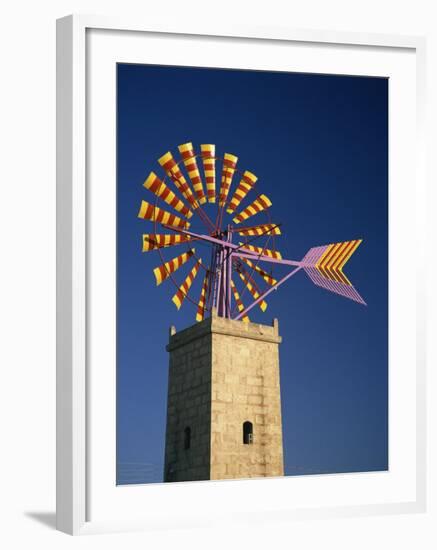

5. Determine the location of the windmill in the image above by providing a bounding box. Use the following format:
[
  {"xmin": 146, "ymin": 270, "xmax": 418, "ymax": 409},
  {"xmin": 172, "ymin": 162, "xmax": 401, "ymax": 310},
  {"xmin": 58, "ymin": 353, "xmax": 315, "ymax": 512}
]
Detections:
[
  {"xmin": 137, "ymin": 142, "xmax": 366, "ymax": 323},
  {"xmin": 137, "ymin": 142, "xmax": 367, "ymax": 482}
]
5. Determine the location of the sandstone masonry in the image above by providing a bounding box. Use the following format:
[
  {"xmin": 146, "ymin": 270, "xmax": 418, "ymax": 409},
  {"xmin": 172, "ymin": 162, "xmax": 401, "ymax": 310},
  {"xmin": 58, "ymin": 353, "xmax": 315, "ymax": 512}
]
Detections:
[{"xmin": 163, "ymin": 310, "xmax": 284, "ymax": 482}]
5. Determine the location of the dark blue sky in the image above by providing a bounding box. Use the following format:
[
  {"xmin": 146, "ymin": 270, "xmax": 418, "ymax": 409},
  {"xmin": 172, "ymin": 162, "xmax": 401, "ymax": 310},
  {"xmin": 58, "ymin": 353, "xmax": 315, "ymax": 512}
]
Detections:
[{"xmin": 116, "ymin": 63, "xmax": 388, "ymax": 484}]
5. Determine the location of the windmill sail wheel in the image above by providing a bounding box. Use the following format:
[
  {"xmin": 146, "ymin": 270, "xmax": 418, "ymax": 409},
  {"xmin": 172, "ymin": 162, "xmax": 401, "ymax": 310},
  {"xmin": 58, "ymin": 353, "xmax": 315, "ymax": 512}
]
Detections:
[{"xmin": 138, "ymin": 142, "xmax": 366, "ymax": 323}]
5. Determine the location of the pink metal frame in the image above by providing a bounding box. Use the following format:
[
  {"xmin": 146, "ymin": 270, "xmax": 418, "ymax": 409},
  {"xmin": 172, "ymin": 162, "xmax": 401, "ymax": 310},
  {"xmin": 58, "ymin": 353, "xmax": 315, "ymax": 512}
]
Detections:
[
  {"xmin": 163, "ymin": 224, "xmax": 366, "ymax": 321},
  {"xmin": 153, "ymin": 151, "xmax": 365, "ymax": 319}
]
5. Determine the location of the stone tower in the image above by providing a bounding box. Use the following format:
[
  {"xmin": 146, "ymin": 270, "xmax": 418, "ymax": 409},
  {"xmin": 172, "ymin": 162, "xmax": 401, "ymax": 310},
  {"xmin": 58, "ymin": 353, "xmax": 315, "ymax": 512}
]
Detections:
[{"xmin": 163, "ymin": 310, "xmax": 284, "ymax": 482}]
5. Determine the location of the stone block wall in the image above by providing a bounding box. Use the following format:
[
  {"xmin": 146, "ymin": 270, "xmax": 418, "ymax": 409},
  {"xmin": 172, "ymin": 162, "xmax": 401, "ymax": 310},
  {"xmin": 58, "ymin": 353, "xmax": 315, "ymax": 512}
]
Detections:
[
  {"xmin": 163, "ymin": 324, "xmax": 212, "ymax": 482},
  {"xmin": 164, "ymin": 312, "xmax": 284, "ymax": 482},
  {"xmin": 209, "ymin": 315, "xmax": 284, "ymax": 480}
]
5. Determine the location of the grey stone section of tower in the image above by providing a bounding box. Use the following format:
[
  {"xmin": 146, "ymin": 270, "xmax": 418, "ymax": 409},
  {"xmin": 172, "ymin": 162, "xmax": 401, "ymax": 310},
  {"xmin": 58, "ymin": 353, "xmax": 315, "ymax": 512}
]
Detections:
[{"xmin": 163, "ymin": 309, "xmax": 284, "ymax": 482}]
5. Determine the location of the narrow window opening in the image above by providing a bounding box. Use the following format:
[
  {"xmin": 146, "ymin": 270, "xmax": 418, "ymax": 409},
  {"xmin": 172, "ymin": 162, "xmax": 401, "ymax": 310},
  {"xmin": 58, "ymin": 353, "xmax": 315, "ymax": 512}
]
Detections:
[
  {"xmin": 243, "ymin": 421, "xmax": 253, "ymax": 444},
  {"xmin": 184, "ymin": 426, "xmax": 191, "ymax": 450}
]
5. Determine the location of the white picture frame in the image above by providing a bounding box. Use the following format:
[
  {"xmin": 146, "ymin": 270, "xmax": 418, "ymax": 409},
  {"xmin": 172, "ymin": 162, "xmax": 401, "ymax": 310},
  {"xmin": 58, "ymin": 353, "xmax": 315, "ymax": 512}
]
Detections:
[{"xmin": 56, "ymin": 14, "xmax": 427, "ymax": 535}]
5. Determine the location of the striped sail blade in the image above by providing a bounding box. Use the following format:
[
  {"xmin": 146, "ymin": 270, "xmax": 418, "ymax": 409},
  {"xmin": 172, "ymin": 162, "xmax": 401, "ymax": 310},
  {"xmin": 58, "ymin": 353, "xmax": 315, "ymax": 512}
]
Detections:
[
  {"xmin": 227, "ymin": 171, "xmax": 257, "ymax": 214},
  {"xmin": 137, "ymin": 200, "xmax": 190, "ymax": 229},
  {"xmin": 218, "ymin": 153, "xmax": 238, "ymax": 207},
  {"xmin": 238, "ymin": 269, "xmax": 267, "ymax": 312},
  {"xmin": 153, "ymin": 249, "xmax": 195, "ymax": 285},
  {"xmin": 142, "ymin": 233, "xmax": 192, "ymax": 252},
  {"xmin": 158, "ymin": 151, "xmax": 199, "ymax": 209},
  {"xmin": 172, "ymin": 259, "xmax": 202, "ymax": 309},
  {"xmin": 241, "ymin": 258, "xmax": 277, "ymax": 286},
  {"xmin": 196, "ymin": 272, "xmax": 209, "ymax": 322},
  {"xmin": 143, "ymin": 172, "xmax": 192, "ymax": 219},
  {"xmin": 230, "ymin": 280, "xmax": 250, "ymax": 323},
  {"xmin": 200, "ymin": 144, "xmax": 216, "ymax": 203},
  {"xmin": 238, "ymin": 242, "xmax": 282, "ymax": 260},
  {"xmin": 237, "ymin": 223, "xmax": 281, "ymax": 237},
  {"xmin": 178, "ymin": 143, "xmax": 206, "ymax": 205},
  {"xmin": 233, "ymin": 194, "xmax": 272, "ymax": 224}
]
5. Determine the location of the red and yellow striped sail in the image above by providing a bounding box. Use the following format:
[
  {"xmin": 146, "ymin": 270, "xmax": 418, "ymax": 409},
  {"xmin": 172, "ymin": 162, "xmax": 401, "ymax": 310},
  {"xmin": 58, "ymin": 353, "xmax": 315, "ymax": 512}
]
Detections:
[
  {"xmin": 218, "ymin": 153, "xmax": 238, "ymax": 207},
  {"xmin": 233, "ymin": 194, "xmax": 272, "ymax": 224},
  {"xmin": 172, "ymin": 258, "xmax": 202, "ymax": 309},
  {"xmin": 241, "ymin": 258, "xmax": 277, "ymax": 286},
  {"xmin": 237, "ymin": 269, "xmax": 267, "ymax": 312},
  {"xmin": 142, "ymin": 233, "xmax": 192, "ymax": 252},
  {"xmin": 158, "ymin": 151, "xmax": 199, "ymax": 209},
  {"xmin": 178, "ymin": 143, "xmax": 207, "ymax": 205},
  {"xmin": 137, "ymin": 200, "xmax": 190, "ymax": 230},
  {"xmin": 143, "ymin": 172, "xmax": 192, "ymax": 219},
  {"xmin": 153, "ymin": 248, "xmax": 195, "ymax": 285},
  {"xmin": 196, "ymin": 272, "xmax": 209, "ymax": 322},
  {"xmin": 230, "ymin": 280, "xmax": 250, "ymax": 323},
  {"xmin": 237, "ymin": 223, "xmax": 281, "ymax": 237},
  {"xmin": 200, "ymin": 144, "xmax": 216, "ymax": 203},
  {"xmin": 226, "ymin": 170, "xmax": 257, "ymax": 214},
  {"xmin": 316, "ymin": 239, "xmax": 362, "ymax": 285},
  {"xmin": 239, "ymin": 242, "xmax": 282, "ymax": 260}
]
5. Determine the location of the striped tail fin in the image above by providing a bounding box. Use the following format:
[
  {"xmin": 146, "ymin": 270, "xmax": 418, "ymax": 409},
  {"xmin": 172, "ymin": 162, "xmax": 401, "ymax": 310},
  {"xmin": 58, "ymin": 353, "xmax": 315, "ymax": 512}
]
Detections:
[{"xmin": 301, "ymin": 240, "xmax": 366, "ymax": 305}]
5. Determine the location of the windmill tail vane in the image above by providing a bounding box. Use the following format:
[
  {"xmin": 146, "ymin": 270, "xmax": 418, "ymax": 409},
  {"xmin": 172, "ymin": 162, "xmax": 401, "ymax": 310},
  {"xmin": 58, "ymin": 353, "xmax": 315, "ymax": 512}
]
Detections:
[
  {"xmin": 300, "ymin": 240, "xmax": 366, "ymax": 305},
  {"xmin": 138, "ymin": 141, "xmax": 367, "ymax": 321}
]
